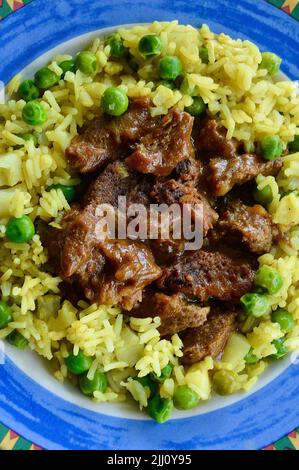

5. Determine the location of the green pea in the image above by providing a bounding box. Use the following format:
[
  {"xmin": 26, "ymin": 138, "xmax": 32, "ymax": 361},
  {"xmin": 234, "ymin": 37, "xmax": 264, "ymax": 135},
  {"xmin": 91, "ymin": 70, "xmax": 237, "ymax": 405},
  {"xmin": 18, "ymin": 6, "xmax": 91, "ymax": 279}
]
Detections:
[
  {"xmin": 18, "ymin": 80, "xmax": 40, "ymax": 102},
  {"xmin": 151, "ymin": 363, "xmax": 174, "ymax": 383},
  {"xmin": 138, "ymin": 34, "xmax": 163, "ymax": 59},
  {"xmin": 288, "ymin": 135, "xmax": 299, "ymax": 153},
  {"xmin": 158, "ymin": 56, "xmax": 182, "ymax": 81},
  {"xmin": 22, "ymin": 101, "xmax": 47, "ymax": 126},
  {"xmin": 6, "ymin": 215, "xmax": 35, "ymax": 243},
  {"xmin": 212, "ymin": 369, "xmax": 239, "ymax": 395},
  {"xmin": 240, "ymin": 293, "xmax": 270, "ymax": 317},
  {"xmin": 271, "ymin": 338, "xmax": 288, "ymax": 360},
  {"xmin": 105, "ymin": 33, "xmax": 127, "ymax": 58},
  {"xmin": 271, "ymin": 309, "xmax": 295, "ymax": 333},
  {"xmin": 0, "ymin": 301, "xmax": 12, "ymax": 329},
  {"xmin": 101, "ymin": 86, "xmax": 129, "ymax": 116},
  {"xmin": 79, "ymin": 371, "xmax": 108, "ymax": 396},
  {"xmin": 260, "ymin": 52, "xmax": 282, "ymax": 76},
  {"xmin": 158, "ymin": 80, "xmax": 176, "ymax": 90},
  {"xmin": 185, "ymin": 96, "xmax": 206, "ymax": 117},
  {"xmin": 254, "ymin": 266, "xmax": 283, "ymax": 295},
  {"xmin": 244, "ymin": 348, "xmax": 259, "ymax": 364},
  {"xmin": 147, "ymin": 395, "xmax": 173, "ymax": 423},
  {"xmin": 59, "ymin": 59, "xmax": 76, "ymax": 77},
  {"xmin": 48, "ymin": 184, "xmax": 76, "ymax": 203},
  {"xmin": 173, "ymin": 385, "xmax": 199, "ymax": 410},
  {"xmin": 20, "ymin": 133, "xmax": 38, "ymax": 147},
  {"xmin": 135, "ymin": 375, "xmax": 158, "ymax": 398},
  {"xmin": 180, "ymin": 75, "xmax": 196, "ymax": 96},
  {"xmin": 34, "ymin": 67, "xmax": 60, "ymax": 90},
  {"xmin": 7, "ymin": 331, "xmax": 28, "ymax": 349},
  {"xmin": 65, "ymin": 350, "xmax": 93, "ymax": 375},
  {"xmin": 253, "ymin": 184, "xmax": 273, "ymax": 206},
  {"xmin": 260, "ymin": 135, "xmax": 283, "ymax": 160},
  {"xmin": 75, "ymin": 51, "xmax": 97, "ymax": 75},
  {"xmin": 198, "ymin": 46, "xmax": 209, "ymax": 64}
]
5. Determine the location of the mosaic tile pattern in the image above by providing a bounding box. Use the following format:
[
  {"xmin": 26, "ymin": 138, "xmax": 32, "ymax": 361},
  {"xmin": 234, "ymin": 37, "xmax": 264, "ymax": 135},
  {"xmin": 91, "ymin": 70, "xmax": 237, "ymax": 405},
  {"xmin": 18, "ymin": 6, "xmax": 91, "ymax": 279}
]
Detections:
[
  {"xmin": 264, "ymin": 428, "xmax": 299, "ymax": 450},
  {"xmin": 0, "ymin": 0, "xmax": 298, "ymax": 452},
  {"xmin": 267, "ymin": 0, "xmax": 299, "ymax": 18},
  {"xmin": 0, "ymin": 422, "xmax": 42, "ymax": 450},
  {"xmin": 0, "ymin": 0, "xmax": 33, "ymax": 20}
]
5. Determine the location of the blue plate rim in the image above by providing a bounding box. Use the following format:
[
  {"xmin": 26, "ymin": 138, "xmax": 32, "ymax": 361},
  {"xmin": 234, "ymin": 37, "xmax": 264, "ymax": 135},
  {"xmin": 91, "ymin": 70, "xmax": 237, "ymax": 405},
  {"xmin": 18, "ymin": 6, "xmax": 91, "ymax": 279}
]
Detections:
[
  {"xmin": 0, "ymin": 0, "xmax": 299, "ymax": 450},
  {"xmin": 1, "ymin": 356, "xmax": 299, "ymax": 450}
]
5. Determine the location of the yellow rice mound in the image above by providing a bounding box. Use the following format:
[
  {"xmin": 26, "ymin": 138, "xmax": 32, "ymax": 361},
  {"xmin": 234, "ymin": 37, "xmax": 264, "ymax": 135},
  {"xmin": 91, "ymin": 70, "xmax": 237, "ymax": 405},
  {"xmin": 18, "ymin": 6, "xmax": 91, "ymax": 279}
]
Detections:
[{"xmin": 0, "ymin": 21, "xmax": 298, "ymax": 409}]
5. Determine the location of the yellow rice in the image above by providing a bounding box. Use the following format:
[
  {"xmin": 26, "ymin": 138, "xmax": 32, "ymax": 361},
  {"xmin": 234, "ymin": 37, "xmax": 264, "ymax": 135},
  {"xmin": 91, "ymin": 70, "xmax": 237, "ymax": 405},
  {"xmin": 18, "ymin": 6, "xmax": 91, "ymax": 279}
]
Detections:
[{"xmin": 0, "ymin": 21, "xmax": 298, "ymax": 408}]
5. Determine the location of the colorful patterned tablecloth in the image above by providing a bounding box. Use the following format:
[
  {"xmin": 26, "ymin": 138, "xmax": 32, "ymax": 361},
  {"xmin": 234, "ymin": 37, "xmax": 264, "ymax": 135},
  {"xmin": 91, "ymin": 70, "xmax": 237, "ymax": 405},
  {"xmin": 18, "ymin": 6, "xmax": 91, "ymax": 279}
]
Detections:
[
  {"xmin": 268, "ymin": 0, "xmax": 299, "ymax": 18},
  {"xmin": 0, "ymin": 0, "xmax": 32, "ymax": 19},
  {"xmin": 0, "ymin": 0, "xmax": 298, "ymax": 452}
]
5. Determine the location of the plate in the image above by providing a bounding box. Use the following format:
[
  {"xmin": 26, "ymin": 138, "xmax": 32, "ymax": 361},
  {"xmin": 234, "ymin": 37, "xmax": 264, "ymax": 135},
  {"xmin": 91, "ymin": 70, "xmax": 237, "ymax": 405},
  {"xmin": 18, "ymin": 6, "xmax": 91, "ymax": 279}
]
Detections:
[{"xmin": 0, "ymin": 0, "xmax": 298, "ymax": 450}]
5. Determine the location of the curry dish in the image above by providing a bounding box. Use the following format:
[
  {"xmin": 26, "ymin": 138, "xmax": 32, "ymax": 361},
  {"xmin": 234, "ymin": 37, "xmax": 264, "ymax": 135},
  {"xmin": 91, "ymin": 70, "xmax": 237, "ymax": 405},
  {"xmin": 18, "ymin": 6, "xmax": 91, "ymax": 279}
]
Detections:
[{"xmin": 0, "ymin": 21, "xmax": 298, "ymax": 422}]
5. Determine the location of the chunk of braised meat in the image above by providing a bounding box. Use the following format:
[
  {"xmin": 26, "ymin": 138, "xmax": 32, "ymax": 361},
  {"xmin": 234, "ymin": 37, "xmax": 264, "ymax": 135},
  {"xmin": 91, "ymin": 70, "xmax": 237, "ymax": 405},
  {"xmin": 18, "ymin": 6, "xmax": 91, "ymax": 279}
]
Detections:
[
  {"xmin": 212, "ymin": 199, "xmax": 273, "ymax": 254},
  {"xmin": 172, "ymin": 157, "xmax": 203, "ymax": 185},
  {"xmin": 129, "ymin": 291, "xmax": 210, "ymax": 336},
  {"xmin": 181, "ymin": 308, "xmax": 236, "ymax": 364},
  {"xmin": 60, "ymin": 210, "xmax": 101, "ymax": 279},
  {"xmin": 148, "ymin": 178, "xmax": 217, "ymax": 262},
  {"xmin": 44, "ymin": 161, "xmax": 161, "ymax": 309},
  {"xmin": 46, "ymin": 162, "xmax": 144, "ymax": 279},
  {"xmin": 194, "ymin": 118, "xmax": 238, "ymax": 159},
  {"xmin": 126, "ymin": 109, "xmax": 194, "ymax": 177},
  {"xmin": 66, "ymin": 97, "xmax": 159, "ymax": 173},
  {"xmin": 44, "ymin": 207, "xmax": 109, "ymax": 284},
  {"xmin": 208, "ymin": 153, "xmax": 282, "ymax": 196},
  {"xmin": 44, "ymin": 160, "xmax": 153, "ymax": 278},
  {"xmin": 84, "ymin": 162, "xmax": 207, "ymax": 265},
  {"xmin": 149, "ymin": 239, "xmax": 186, "ymax": 266},
  {"xmin": 43, "ymin": 206, "xmax": 82, "ymax": 275},
  {"xmin": 157, "ymin": 249, "xmax": 256, "ymax": 302},
  {"xmin": 86, "ymin": 239, "xmax": 162, "ymax": 310},
  {"xmin": 66, "ymin": 114, "xmax": 122, "ymax": 174},
  {"xmin": 71, "ymin": 245, "xmax": 106, "ymax": 290},
  {"xmin": 58, "ymin": 246, "xmax": 107, "ymax": 306},
  {"xmin": 83, "ymin": 160, "xmax": 151, "ymax": 208},
  {"xmin": 151, "ymin": 179, "xmax": 218, "ymax": 237},
  {"xmin": 47, "ymin": 231, "xmax": 161, "ymax": 311}
]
